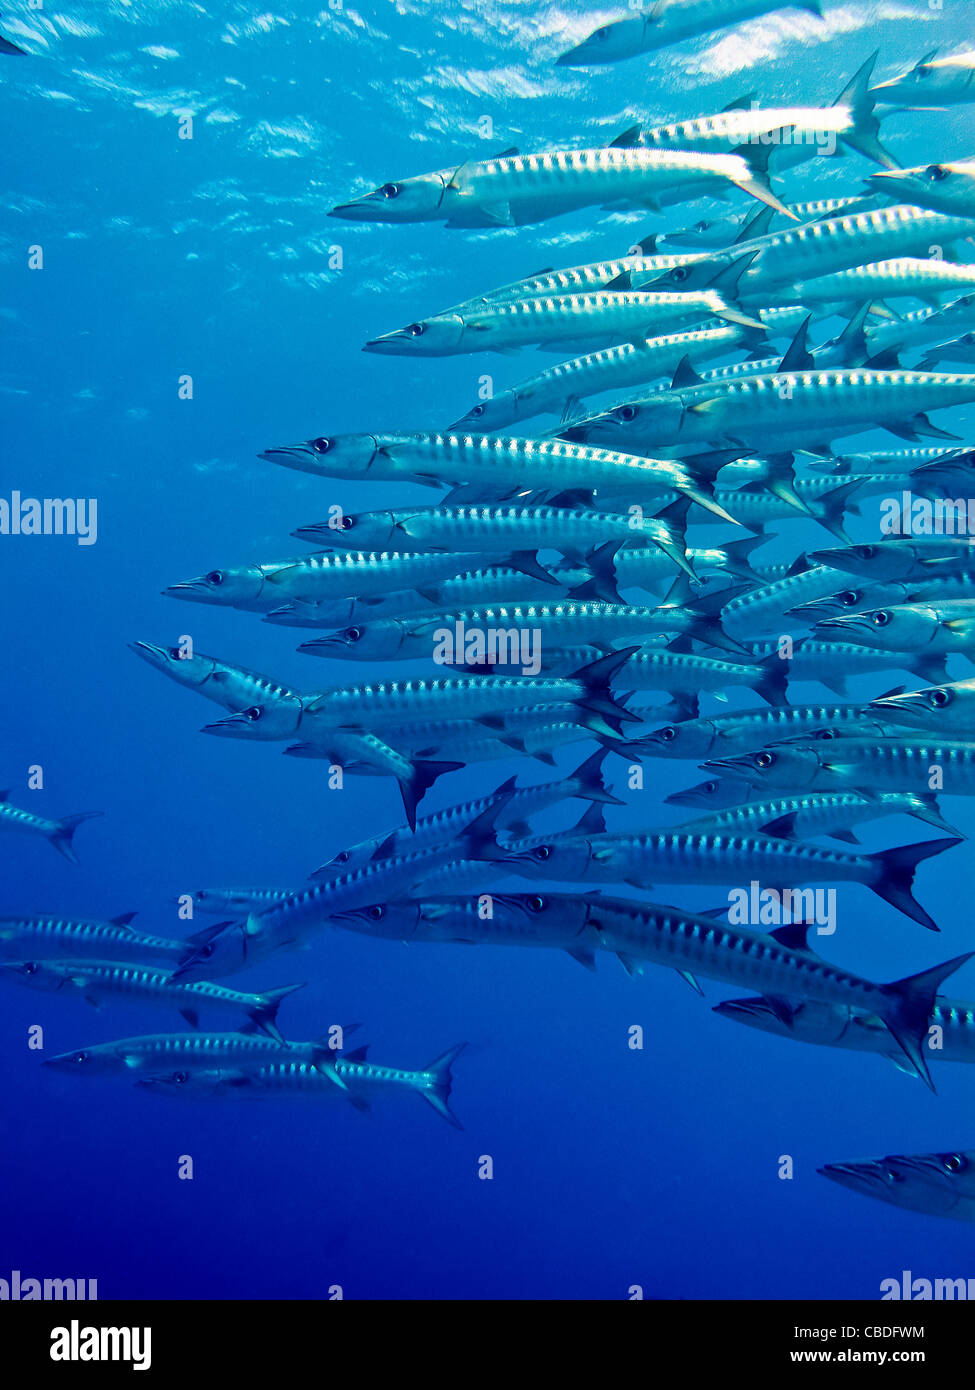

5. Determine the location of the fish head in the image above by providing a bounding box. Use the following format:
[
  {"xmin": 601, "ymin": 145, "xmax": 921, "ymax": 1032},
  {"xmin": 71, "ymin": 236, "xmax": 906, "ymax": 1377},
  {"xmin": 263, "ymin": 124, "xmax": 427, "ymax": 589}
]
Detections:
[
  {"xmin": 886, "ymin": 1151, "xmax": 975, "ymax": 1207},
  {"xmin": 562, "ymin": 395, "xmax": 681, "ymax": 450},
  {"xmin": 364, "ymin": 313, "xmax": 466, "ymax": 356},
  {"xmin": 135, "ymin": 1069, "xmax": 234, "ymax": 1099},
  {"xmin": 449, "ymin": 390, "xmax": 519, "ymax": 432},
  {"xmin": 816, "ymin": 603, "xmax": 938, "ymax": 651},
  {"xmin": 329, "ymin": 900, "xmax": 422, "ymax": 939},
  {"xmin": 867, "ymin": 163, "xmax": 975, "ymax": 215},
  {"xmin": 644, "ymin": 259, "xmax": 725, "ymax": 293},
  {"xmin": 664, "ymin": 776, "xmax": 753, "ymax": 810},
  {"xmin": 313, "ymin": 508, "xmax": 402, "ymax": 551},
  {"xmin": 658, "ymin": 216, "xmax": 740, "ymax": 250},
  {"xmin": 704, "ymin": 744, "xmax": 816, "ymax": 788},
  {"xmin": 714, "ymin": 996, "xmax": 859, "ymax": 1044},
  {"xmin": 330, "ymin": 169, "xmax": 449, "ymax": 223},
  {"xmin": 807, "ymin": 541, "xmax": 914, "ymax": 582},
  {"xmin": 491, "ymin": 890, "xmax": 592, "ymax": 935},
  {"xmin": 201, "ymin": 698, "xmax": 304, "ymax": 741},
  {"xmin": 556, "ymin": 15, "xmax": 645, "ymax": 66},
  {"xmin": 870, "ymin": 678, "xmax": 973, "ymax": 728},
  {"xmin": 640, "ymin": 719, "xmax": 719, "ymax": 760},
  {"xmin": 43, "ymin": 1041, "xmax": 124, "ymax": 1075},
  {"xmin": 259, "ymin": 433, "xmax": 383, "ymax": 480},
  {"xmin": 787, "ymin": 586, "xmax": 890, "ymax": 621},
  {"xmin": 315, "ymin": 839, "xmax": 381, "ymax": 875},
  {"xmin": 163, "ymin": 564, "xmax": 267, "ymax": 606},
  {"xmin": 820, "ymin": 1153, "xmax": 968, "ymax": 1217},
  {"xmin": 299, "ymin": 619, "xmax": 407, "ymax": 662},
  {"xmin": 499, "ymin": 833, "xmax": 593, "ymax": 881},
  {"xmin": 128, "ymin": 640, "xmax": 218, "ymax": 688},
  {"xmin": 0, "ymin": 959, "xmax": 62, "ymax": 992},
  {"xmin": 170, "ymin": 920, "xmax": 251, "ymax": 980}
]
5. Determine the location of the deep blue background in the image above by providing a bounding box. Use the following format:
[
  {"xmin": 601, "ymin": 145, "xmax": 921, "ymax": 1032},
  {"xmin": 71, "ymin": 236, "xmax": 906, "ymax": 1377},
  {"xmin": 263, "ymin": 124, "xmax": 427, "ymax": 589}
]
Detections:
[{"xmin": 2, "ymin": 1, "xmax": 974, "ymax": 1299}]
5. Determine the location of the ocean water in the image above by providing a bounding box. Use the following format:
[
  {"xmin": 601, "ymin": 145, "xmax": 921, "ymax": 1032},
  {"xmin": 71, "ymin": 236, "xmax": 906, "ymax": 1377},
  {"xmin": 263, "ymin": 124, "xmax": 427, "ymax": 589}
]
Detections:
[{"xmin": 2, "ymin": 0, "xmax": 975, "ymax": 1302}]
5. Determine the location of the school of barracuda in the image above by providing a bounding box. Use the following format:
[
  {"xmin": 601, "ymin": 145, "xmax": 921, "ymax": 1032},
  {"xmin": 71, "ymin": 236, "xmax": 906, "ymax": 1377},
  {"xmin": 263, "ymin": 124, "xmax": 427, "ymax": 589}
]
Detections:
[{"xmin": 11, "ymin": 5, "xmax": 975, "ymax": 1216}]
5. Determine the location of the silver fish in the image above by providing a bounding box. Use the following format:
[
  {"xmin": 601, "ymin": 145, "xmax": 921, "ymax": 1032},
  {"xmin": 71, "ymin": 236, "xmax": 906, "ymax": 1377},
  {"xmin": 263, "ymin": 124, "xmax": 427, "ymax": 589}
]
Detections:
[{"xmin": 0, "ymin": 791, "xmax": 100, "ymax": 865}]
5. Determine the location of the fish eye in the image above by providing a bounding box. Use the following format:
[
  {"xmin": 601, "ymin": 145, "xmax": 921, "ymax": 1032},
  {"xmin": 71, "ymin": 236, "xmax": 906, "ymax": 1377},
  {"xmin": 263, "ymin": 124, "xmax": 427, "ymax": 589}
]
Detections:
[
  {"xmin": 206, "ymin": 570, "xmax": 224, "ymax": 585},
  {"xmin": 381, "ymin": 182, "xmax": 401, "ymax": 198},
  {"xmin": 814, "ymin": 728, "xmax": 839, "ymax": 740},
  {"xmin": 169, "ymin": 646, "xmax": 184, "ymax": 660},
  {"xmin": 174, "ymin": 1071, "xmax": 189, "ymax": 1085},
  {"xmin": 526, "ymin": 896, "xmax": 546, "ymax": 912},
  {"xmin": 617, "ymin": 405, "xmax": 637, "ymax": 422},
  {"xmin": 199, "ymin": 943, "xmax": 215, "ymax": 958},
  {"xmin": 873, "ymin": 610, "xmax": 891, "ymax": 626},
  {"xmin": 928, "ymin": 688, "xmax": 952, "ymax": 708},
  {"xmin": 340, "ymin": 515, "xmax": 354, "ymax": 530},
  {"xmin": 344, "ymin": 627, "xmax": 363, "ymax": 642},
  {"xmin": 333, "ymin": 850, "xmax": 350, "ymax": 864},
  {"xmin": 855, "ymin": 545, "xmax": 876, "ymax": 560},
  {"xmin": 534, "ymin": 845, "xmax": 552, "ymax": 861},
  {"xmin": 704, "ymin": 781, "xmax": 718, "ymax": 793},
  {"xmin": 595, "ymin": 25, "xmax": 611, "ymax": 39},
  {"xmin": 311, "ymin": 437, "xmax": 332, "ymax": 453},
  {"xmin": 942, "ymin": 1153, "xmax": 965, "ymax": 1172},
  {"xmin": 755, "ymin": 751, "xmax": 775, "ymax": 768},
  {"xmin": 368, "ymin": 905, "xmax": 384, "ymax": 921},
  {"xmin": 838, "ymin": 591, "xmax": 859, "ymax": 606},
  {"xmin": 926, "ymin": 164, "xmax": 949, "ymax": 182},
  {"xmin": 658, "ymin": 726, "xmax": 677, "ymax": 741},
  {"xmin": 470, "ymin": 404, "xmax": 485, "ymax": 417},
  {"xmin": 22, "ymin": 962, "xmax": 38, "ymax": 976},
  {"xmin": 670, "ymin": 266, "xmax": 690, "ymax": 282},
  {"xmin": 244, "ymin": 706, "xmax": 263, "ymax": 720},
  {"xmin": 884, "ymin": 1168, "xmax": 905, "ymax": 1184},
  {"xmin": 406, "ymin": 322, "xmax": 426, "ymax": 337},
  {"xmin": 75, "ymin": 1051, "xmax": 89, "ymax": 1064}
]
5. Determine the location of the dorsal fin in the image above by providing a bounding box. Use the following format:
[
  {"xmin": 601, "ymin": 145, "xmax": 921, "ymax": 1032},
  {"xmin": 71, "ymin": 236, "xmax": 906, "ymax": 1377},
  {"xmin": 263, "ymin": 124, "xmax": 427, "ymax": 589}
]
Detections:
[
  {"xmin": 574, "ymin": 802, "xmax": 607, "ymax": 836},
  {"xmin": 609, "ymin": 124, "xmax": 642, "ymax": 149},
  {"xmin": 733, "ymin": 204, "xmax": 775, "ymax": 244},
  {"xmin": 343, "ymin": 1044, "xmax": 370, "ymax": 1062},
  {"xmin": 633, "ymin": 233, "xmax": 657, "ymax": 255},
  {"xmin": 671, "ymin": 354, "xmax": 706, "ymax": 389},
  {"xmin": 778, "ymin": 315, "xmax": 814, "ymax": 373},
  {"xmin": 722, "ymin": 92, "xmax": 758, "ymax": 113},
  {"xmin": 111, "ymin": 912, "xmax": 139, "ymax": 927},
  {"xmin": 769, "ymin": 921, "xmax": 814, "ymax": 953},
  {"xmin": 604, "ymin": 270, "xmax": 632, "ymax": 291}
]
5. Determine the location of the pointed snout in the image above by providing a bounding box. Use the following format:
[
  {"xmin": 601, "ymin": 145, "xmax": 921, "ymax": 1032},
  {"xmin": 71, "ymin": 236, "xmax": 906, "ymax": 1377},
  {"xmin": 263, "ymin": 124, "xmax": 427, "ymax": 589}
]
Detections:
[
  {"xmin": 201, "ymin": 713, "xmax": 253, "ymax": 737},
  {"xmin": 818, "ymin": 1161, "xmax": 887, "ymax": 1193},
  {"xmin": 128, "ymin": 640, "xmax": 171, "ymax": 667},
  {"xmin": 362, "ymin": 328, "xmax": 416, "ymax": 355}
]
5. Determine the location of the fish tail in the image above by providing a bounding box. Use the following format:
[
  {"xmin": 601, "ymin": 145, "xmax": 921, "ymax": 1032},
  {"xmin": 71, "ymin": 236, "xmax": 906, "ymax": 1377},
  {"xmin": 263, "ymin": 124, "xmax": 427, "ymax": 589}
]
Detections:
[
  {"xmin": 50, "ymin": 811, "xmax": 102, "ymax": 864},
  {"xmin": 398, "ymin": 760, "xmax": 464, "ymax": 831},
  {"xmin": 249, "ymin": 983, "xmax": 306, "ymax": 1043},
  {"xmin": 570, "ymin": 747, "xmax": 625, "ymax": 805},
  {"xmin": 753, "ymin": 652, "xmax": 791, "ymax": 708},
  {"xmin": 834, "ymin": 51, "xmax": 900, "ymax": 170},
  {"xmin": 419, "ymin": 1042, "xmax": 466, "ymax": 1128},
  {"xmin": 868, "ymin": 837, "xmax": 962, "ymax": 931},
  {"xmin": 571, "ymin": 645, "xmax": 639, "ymax": 729},
  {"xmin": 908, "ymin": 794, "xmax": 963, "ymax": 839},
  {"xmin": 881, "ymin": 950, "xmax": 975, "ymax": 1091}
]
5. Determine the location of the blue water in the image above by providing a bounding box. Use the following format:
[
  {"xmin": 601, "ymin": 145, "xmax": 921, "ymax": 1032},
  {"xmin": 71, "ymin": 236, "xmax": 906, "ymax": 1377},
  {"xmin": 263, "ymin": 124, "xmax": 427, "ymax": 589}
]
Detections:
[{"xmin": 2, "ymin": 1, "xmax": 975, "ymax": 1301}]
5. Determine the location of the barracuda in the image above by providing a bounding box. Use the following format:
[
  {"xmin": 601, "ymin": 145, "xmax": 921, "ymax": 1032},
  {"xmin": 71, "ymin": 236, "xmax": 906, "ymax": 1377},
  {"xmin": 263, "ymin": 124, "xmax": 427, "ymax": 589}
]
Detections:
[
  {"xmin": 186, "ymin": 888, "xmax": 297, "ymax": 917},
  {"xmin": 716, "ymin": 993, "xmax": 975, "ymax": 1076},
  {"xmin": 678, "ymin": 788, "xmax": 958, "ymax": 843},
  {"xmin": 315, "ymin": 750, "xmax": 622, "ymax": 876},
  {"xmin": 636, "ymin": 701, "xmax": 897, "ymax": 761},
  {"xmin": 566, "ymin": 368, "xmax": 975, "ymax": 454},
  {"xmin": 44, "ymin": 1031, "xmax": 350, "ymax": 1086},
  {"xmin": 746, "ymin": 636, "xmax": 949, "ymax": 693},
  {"xmin": 496, "ymin": 816, "xmax": 959, "ymax": 932},
  {"xmin": 556, "ymin": 0, "xmax": 822, "ymax": 66},
  {"xmin": 530, "ymin": 643, "xmax": 785, "ymax": 705},
  {"xmin": 364, "ymin": 288, "xmax": 764, "ymax": 357},
  {"xmin": 871, "ymin": 677, "xmax": 975, "ymax": 734},
  {"xmin": 805, "ymin": 445, "xmax": 969, "ymax": 479},
  {"xmin": 0, "ymin": 792, "xmax": 100, "ymax": 866},
  {"xmin": 819, "ymin": 1148, "xmax": 975, "ymax": 1221},
  {"xmin": 130, "ymin": 643, "xmax": 308, "ymax": 716},
  {"xmin": 873, "ymin": 51, "xmax": 975, "ymax": 108},
  {"xmin": 292, "ymin": 501, "xmax": 695, "ymax": 580},
  {"xmin": 0, "ymin": 961, "xmax": 302, "ymax": 1042},
  {"xmin": 136, "ymin": 1045, "xmax": 466, "ymax": 1127},
  {"xmin": 789, "ymin": 257, "xmax": 975, "ymax": 310},
  {"xmin": 659, "ymin": 197, "xmax": 874, "ymax": 249},
  {"xmin": 792, "ymin": 570, "xmax": 975, "ymax": 623},
  {"xmin": 614, "ymin": 54, "xmax": 894, "ymax": 168},
  {"xmin": 330, "ymin": 143, "xmax": 795, "ymax": 228},
  {"xmin": 171, "ymin": 803, "xmax": 506, "ymax": 980},
  {"xmin": 260, "ymin": 432, "xmax": 740, "ymax": 531},
  {"xmin": 451, "ymin": 250, "xmax": 710, "ymax": 310},
  {"xmin": 868, "ymin": 161, "xmax": 975, "ymax": 218},
  {"xmin": 809, "ymin": 537, "xmax": 975, "ymax": 581},
  {"xmin": 0, "ymin": 913, "xmax": 186, "ymax": 966},
  {"xmin": 296, "ymin": 594, "xmax": 750, "ymax": 667},
  {"xmin": 705, "ymin": 737, "xmax": 975, "ymax": 797},
  {"xmin": 650, "ymin": 206, "xmax": 975, "ymax": 299},
  {"xmin": 338, "ymin": 888, "xmax": 967, "ymax": 1089},
  {"xmin": 288, "ymin": 717, "xmax": 604, "ymax": 771},
  {"xmin": 721, "ymin": 559, "xmax": 849, "ymax": 637},
  {"xmin": 817, "ymin": 598, "xmax": 975, "ymax": 659},
  {"xmin": 449, "ymin": 320, "xmax": 779, "ymax": 431}
]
